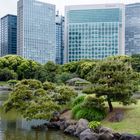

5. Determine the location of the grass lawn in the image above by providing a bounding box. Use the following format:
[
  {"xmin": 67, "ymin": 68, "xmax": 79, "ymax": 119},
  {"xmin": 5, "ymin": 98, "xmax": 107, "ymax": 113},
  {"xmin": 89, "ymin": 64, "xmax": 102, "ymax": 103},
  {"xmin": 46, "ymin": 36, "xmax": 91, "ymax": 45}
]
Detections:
[{"xmin": 102, "ymin": 100, "xmax": 140, "ymax": 135}]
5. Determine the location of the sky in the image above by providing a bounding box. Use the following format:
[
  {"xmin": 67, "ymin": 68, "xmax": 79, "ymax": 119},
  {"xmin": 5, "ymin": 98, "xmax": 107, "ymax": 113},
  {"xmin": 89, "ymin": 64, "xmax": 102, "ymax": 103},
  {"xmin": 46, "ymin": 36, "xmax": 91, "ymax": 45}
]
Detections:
[{"xmin": 0, "ymin": 0, "xmax": 140, "ymax": 18}]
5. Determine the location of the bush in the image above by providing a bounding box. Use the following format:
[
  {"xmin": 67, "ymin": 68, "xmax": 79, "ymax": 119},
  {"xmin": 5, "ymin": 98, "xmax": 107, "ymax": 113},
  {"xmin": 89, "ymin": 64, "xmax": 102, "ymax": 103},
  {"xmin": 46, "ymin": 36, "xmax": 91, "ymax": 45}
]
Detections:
[
  {"xmin": 72, "ymin": 95, "xmax": 86, "ymax": 107},
  {"xmin": 55, "ymin": 86, "xmax": 77, "ymax": 104},
  {"xmin": 0, "ymin": 68, "xmax": 17, "ymax": 81},
  {"xmin": 43, "ymin": 81, "xmax": 55, "ymax": 90},
  {"xmin": 71, "ymin": 94, "xmax": 106, "ymax": 121},
  {"xmin": 83, "ymin": 94, "xmax": 105, "ymax": 111},
  {"xmin": 16, "ymin": 79, "xmax": 42, "ymax": 89},
  {"xmin": 75, "ymin": 108, "xmax": 106, "ymax": 121},
  {"xmin": 88, "ymin": 121, "xmax": 101, "ymax": 129},
  {"xmin": 72, "ymin": 104, "xmax": 81, "ymax": 117}
]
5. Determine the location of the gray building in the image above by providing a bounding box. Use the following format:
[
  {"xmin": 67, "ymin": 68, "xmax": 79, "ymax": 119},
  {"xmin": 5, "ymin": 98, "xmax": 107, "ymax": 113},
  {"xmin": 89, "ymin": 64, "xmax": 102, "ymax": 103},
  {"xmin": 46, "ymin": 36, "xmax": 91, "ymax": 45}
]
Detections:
[
  {"xmin": 125, "ymin": 3, "xmax": 140, "ymax": 55},
  {"xmin": 17, "ymin": 0, "xmax": 56, "ymax": 64},
  {"xmin": 65, "ymin": 4, "xmax": 125, "ymax": 63},
  {"xmin": 55, "ymin": 12, "xmax": 64, "ymax": 64},
  {"xmin": 0, "ymin": 15, "xmax": 17, "ymax": 56}
]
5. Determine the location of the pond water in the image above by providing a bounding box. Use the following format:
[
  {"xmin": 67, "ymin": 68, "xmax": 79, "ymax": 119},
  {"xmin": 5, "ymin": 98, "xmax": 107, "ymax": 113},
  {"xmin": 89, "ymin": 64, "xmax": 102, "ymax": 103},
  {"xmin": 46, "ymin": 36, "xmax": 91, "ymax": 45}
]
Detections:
[{"xmin": 0, "ymin": 90, "xmax": 78, "ymax": 140}]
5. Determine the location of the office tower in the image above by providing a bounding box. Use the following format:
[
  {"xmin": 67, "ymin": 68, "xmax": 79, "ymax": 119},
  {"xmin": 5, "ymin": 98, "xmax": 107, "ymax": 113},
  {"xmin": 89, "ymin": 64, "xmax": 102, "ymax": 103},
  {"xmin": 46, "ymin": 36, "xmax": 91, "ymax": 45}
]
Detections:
[
  {"xmin": 17, "ymin": 0, "xmax": 56, "ymax": 64},
  {"xmin": 56, "ymin": 12, "xmax": 64, "ymax": 64},
  {"xmin": 0, "ymin": 15, "xmax": 17, "ymax": 56},
  {"xmin": 125, "ymin": 3, "xmax": 140, "ymax": 55},
  {"xmin": 65, "ymin": 4, "xmax": 125, "ymax": 62}
]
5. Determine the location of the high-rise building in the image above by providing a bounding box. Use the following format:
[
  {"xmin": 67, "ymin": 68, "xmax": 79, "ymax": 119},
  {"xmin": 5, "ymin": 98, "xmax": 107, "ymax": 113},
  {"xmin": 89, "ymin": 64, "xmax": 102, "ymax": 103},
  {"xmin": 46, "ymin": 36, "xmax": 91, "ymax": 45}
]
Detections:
[
  {"xmin": 125, "ymin": 3, "xmax": 140, "ymax": 55},
  {"xmin": 65, "ymin": 4, "xmax": 125, "ymax": 62},
  {"xmin": 17, "ymin": 0, "xmax": 56, "ymax": 64},
  {"xmin": 55, "ymin": 12, "xmax": 64, "ymax": 64},
  {"xmin": 0, "ymin": 15, "xmax": 17, "ymax": 56}
]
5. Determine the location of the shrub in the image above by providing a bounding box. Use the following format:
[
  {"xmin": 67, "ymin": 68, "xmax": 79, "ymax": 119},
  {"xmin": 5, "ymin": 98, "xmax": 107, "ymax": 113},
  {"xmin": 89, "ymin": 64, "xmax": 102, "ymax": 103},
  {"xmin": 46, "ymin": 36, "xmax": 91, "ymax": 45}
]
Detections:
[
  {"xmin": 72, "ymin": 95, "xmax": 86, "ymax": 107},
  {"xmin": 88, "ymin": 121, "xmax": 101, "ymax": 129},
  {"xmin": 43, "ymin": 81, "xmax": 55, "ymax": 90},
  {"xmin": 16, "ymin": 79, "xmax": 42, "ymax": 89},
  {"xmin": 0, "ymin": 68, "xmax": 17, "ymax": 81},
  {"xmin": 75, "ymin": 108, "xmax": 106, "ymax": 121},
  {"xmin": 83, "ymin": 94, "xmax": 105, "ymax": 111},
  {"xmin": 72, "ymin": 104, "xmax": 81, "ymax": 117},
  {"xmin": 55, "ymin": 86, "xmax": 78, "ymax": 104},
  {"xmin": 71, "ymin": 94, "xmax": 106, "ymax": 121}
]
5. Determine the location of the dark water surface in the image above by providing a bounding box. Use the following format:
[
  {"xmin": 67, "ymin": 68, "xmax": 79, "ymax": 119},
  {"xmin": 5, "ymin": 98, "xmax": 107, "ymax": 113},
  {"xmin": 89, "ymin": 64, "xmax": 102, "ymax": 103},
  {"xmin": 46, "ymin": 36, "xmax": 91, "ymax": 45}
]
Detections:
[{"xmin": 0, "ymin": 90, "xmax": 78, "ymax": 140}]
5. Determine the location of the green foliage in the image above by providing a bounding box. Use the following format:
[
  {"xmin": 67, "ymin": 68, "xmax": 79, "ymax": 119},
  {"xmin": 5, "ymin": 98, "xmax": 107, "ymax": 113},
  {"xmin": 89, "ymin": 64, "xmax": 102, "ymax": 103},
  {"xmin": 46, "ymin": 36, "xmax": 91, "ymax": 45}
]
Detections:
[
  {"xmin": 76, "ymin": 61, "xmax": 97, "ymax": 79},
  {"xmin": 56, "ymin": 72, "xmax": 77, "ymax": 84},
  {"xmin": 53, "ymin": 86, "xmax": 78, "ymax": 104},
  {"xmin": 16, "ymin": 79, "xmax": 43, "ymax": 89},
  {"xmin": 44, "ymin": 61, "xmax": 59, "ymax": 82},
  {"xmin": 72, "ymin": 104, "xmax": 81, "ymax": 117},
  {"xmin": 8, "ymin": 80, "xmax": 19, "ymax": 88},
  {"xmin": 131, "ymin": 54, "xmax": 140, "ymax": 72},
  {"xmin": 0, "ymin": 55, "xmax": 43, "ymax": 81},
  {"xmin": 83, "ymin": 94, "xmax": 105, "ymax": 111},
  {"xmin": 43, "ymin": 81, "xmax": 55, "ymax": 90},
  {"xmin": 62, "ymin": 61, "xmax": 79, "ymax": 73},
  {"xmin": 88, "ymin": 121, "xmax": 101, "ymax": 129},
  {"xmin": 0, "ymin": 68, "xmax": 17, "ymax": 81},
  {"xmin": 72, "ymin": 94, "xmax": 106, "ymax": 121},
  {"xmin": 87, "ymin": 56, "xmax": 140, "ymax": 112},
  {"xmin": 72, "ymin": 95, "xmax": 86, "ymax": 107},
  {"xmin": 75, "ymin": 108, "xmax": 105, "ymax": 121},
  {"xmin": 3, "ymin": 79, "xmax": 60, "ymax": 120},
  {"xmin": 3, "ymin": 79, "xmax": 78, "ymax": 120},
  {"xmin": 17, "ymin": 60, "xmax": 41, "ymax": 80}
]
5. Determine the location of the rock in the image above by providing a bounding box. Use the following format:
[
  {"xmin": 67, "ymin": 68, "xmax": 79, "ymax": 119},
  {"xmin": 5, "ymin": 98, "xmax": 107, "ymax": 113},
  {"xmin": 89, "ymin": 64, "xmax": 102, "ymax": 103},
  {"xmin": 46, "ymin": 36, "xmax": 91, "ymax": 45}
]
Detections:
[
  {"xmin": 119, "ymin": 133, "xmax": 140, "ymax": 140},
  {"xmin": 60, "ymin": 120, "xmax": 66, "ymax": 130},
  {"xmin": 113, "ymin": 133, "xmax": 122, "ymax": 140},
  {"xmin": 109, "ymin": 111, "xmax": 124, "ymax": 122},
  {"xmin": 79, "ymin": 129, "xmax": 98, "ymax": 140},
  {"xmin": 50, "ymin": 111, "xmax": 60, "ymax": 122},
  {"xmin": 47, "ymin": 121, "xmax": 60, "ymax": 129},
  {"xmin": 74, "ymin": 119, "xmax": 89, "ymax": 136},
  {"xmin": 64, "ymin": 120, "xmax": 77, "ymax": 128},
  {"xmin": 98, "ymin": 132, "xmax": 114, "ymax": 140},
  {"xmin": 99, "ymin": 127, "xmax": 113, "ymax": 134},
  {"xmin": 64, "ymin": 125, "xmax": 76, "ymax": 135}
]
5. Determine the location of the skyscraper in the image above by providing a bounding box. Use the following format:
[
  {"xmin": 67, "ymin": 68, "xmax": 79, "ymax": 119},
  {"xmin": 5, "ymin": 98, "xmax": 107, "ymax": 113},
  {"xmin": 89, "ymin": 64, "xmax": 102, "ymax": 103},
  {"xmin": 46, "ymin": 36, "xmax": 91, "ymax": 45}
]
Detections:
[
  {"xmin": 65, "ymin": 4, "xmax": 125, "ymax": 62},
  {"xmin": 125, "ymin": 3, "xmax": 140, "ymax": 55},
  {"xmin": 0, "ymin": 14, "xmax": 17, "ymax": 56},
  {"xmin": 17, "ymin": 0, "xmax": 56, "ymax": 64},
  {"xmin": 55, "ymin": 12, "xmax": 64, "ymax": 64}
]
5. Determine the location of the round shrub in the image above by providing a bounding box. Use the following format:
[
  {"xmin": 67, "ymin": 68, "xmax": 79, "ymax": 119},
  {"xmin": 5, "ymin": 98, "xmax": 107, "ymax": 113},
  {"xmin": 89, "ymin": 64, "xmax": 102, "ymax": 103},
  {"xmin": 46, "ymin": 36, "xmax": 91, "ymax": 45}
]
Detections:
[{"xmin": 43, "ymin": 81, "xmax": 55, "ymax": 90}]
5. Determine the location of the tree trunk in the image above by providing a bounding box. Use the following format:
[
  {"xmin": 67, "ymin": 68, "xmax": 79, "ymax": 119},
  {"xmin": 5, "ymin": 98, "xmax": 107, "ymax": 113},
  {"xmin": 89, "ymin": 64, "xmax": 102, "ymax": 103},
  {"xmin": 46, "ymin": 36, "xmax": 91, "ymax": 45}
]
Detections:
[{"xmin": 107, "ymin": 97, "xmax": 113, "ymax": 112}]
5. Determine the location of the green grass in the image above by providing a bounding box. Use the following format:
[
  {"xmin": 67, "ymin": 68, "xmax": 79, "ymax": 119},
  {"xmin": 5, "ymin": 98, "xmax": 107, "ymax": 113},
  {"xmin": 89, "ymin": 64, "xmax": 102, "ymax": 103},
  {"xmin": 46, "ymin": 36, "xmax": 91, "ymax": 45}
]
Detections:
[{"xmin": 102, "ymin": 101, "xmax": 140, "ymax": 135}]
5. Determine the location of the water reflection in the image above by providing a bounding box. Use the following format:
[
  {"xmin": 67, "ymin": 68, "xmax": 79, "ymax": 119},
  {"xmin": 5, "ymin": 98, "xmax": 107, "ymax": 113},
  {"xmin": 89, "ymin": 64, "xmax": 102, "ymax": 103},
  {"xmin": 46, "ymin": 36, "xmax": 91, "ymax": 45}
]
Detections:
[{"xmin": 0, "ymin": 90, "xmax": 78, "ymax": 140}]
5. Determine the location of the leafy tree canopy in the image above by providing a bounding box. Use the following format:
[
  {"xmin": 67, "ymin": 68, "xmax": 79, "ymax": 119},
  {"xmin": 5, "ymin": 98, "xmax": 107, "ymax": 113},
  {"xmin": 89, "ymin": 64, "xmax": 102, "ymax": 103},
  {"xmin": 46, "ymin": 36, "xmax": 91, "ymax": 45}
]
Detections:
[{"xmin": 85, "ymin": 56, "xmax": 140, "ymax": 112}]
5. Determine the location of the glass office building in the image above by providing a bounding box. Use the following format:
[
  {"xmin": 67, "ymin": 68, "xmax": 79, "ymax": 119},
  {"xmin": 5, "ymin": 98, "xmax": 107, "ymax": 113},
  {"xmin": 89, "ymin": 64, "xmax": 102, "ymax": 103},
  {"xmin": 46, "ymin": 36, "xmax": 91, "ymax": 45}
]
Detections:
[
  {"xmin": 17, "ymin": 0, "xmax": 56, "ymax": 64},
  {"xmin": 56, "ymin": 13, "xmax": 64, "ymax": 64},
  {"xmin": 65, "ymin": 4, "xmax": 125, "ymax": 62},
  {"xmin": 0, "ymin": 15, "xmax": 17, "ymax": 56},
  {"xmin": 125, "ymin": 3, "xmax": 140, "ymax": 55}
]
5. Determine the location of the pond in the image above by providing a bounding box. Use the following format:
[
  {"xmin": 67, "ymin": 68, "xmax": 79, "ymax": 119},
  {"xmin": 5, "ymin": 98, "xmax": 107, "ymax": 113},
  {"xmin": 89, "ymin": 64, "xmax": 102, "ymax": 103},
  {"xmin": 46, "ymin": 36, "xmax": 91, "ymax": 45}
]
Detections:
[{"xmin": 0, "ymin": 90, "xmax": 78, "ymax": 140}]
